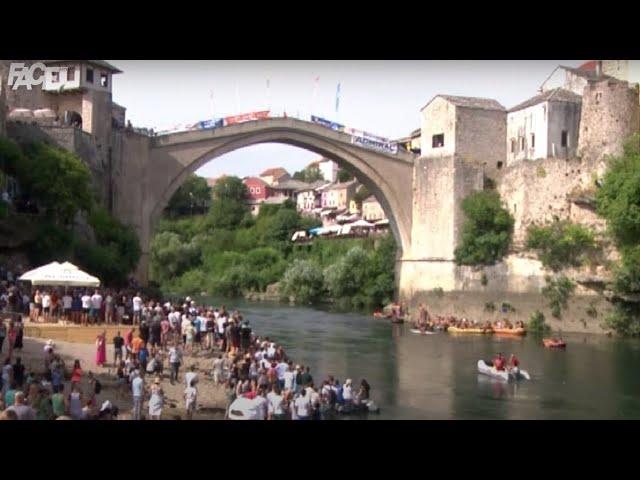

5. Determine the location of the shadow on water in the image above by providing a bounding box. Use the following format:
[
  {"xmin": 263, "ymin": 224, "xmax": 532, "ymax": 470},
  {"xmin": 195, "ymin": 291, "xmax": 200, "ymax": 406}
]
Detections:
[{"xmin": 198, "ymin": 295, "xmax": 640, "ymax": 420}]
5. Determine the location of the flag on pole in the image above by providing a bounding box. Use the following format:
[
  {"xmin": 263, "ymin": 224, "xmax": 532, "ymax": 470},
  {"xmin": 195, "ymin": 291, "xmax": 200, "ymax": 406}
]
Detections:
[
  {"xmin": 266, "ymin": 78, "xmax": 271, "ymax": 110},
  {"xmin": 210, "ymin": 89, "xmax": 215, "ymax": 120},
  {"xmin": 311, "ymin": 76, "xmax": 320, "ymax": 114},
  {"xmin": 235, "ymin": 82, "xmax": 240, "ymax": 113},
  {"xmin": 335, "ymin": 82, "xmax": 341, "ymax": 114}
]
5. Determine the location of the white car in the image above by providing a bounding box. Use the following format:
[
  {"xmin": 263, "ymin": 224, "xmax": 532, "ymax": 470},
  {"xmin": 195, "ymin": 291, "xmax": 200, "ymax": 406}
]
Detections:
[{"xmin": 227, "ymin": 397, "xmax": 264, "ymax": 420}]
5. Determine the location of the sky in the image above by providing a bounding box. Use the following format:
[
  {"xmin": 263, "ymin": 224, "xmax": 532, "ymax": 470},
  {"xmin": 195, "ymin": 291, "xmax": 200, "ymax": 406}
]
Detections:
[{"xmin": 110, "ymin": 60, "xmax": 585, "ymax": 179}]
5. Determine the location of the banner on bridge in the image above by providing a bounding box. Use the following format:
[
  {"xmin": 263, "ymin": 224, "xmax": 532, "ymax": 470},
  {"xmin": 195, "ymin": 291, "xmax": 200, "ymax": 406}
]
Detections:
[
  {"xmin": 310, "ymin": 115, "xmax": 344, "ymax": 131},
  {"xmin": 350, "ymin": 135, "xmax": 398, "ymax": 154},
  {"xmin": 224, "ymin": 110, "xmax": 270, "ymax": 126},
  {"xmin": 345, "ymin": 127, "xmax": 398, "ymax": 154},
  {"xmin": 197, "ymin": 118, "xmax": 224, "ymax": 130}
]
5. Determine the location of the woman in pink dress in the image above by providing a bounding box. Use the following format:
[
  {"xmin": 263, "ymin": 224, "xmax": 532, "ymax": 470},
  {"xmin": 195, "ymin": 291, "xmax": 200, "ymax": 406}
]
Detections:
[{"xmin": 95, "ymin": 331, "xmax": 106, "ymax": 367}]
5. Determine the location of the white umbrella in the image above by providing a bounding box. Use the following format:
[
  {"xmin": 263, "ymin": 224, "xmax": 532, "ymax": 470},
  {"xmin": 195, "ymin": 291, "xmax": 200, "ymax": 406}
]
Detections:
[
  {"xmin": 349, "ymin": 219, "xmax": 375, "ymax": 228},
  {"xmin": 19, "ymin": 261, "xmax": 100, "ymax": 287}
]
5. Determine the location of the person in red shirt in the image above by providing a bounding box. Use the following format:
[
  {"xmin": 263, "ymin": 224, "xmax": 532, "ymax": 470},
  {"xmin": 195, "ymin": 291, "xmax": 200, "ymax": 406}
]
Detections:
[
  {"xmin": 509, "ymin": 354, "xmax": 519, "ymax": 368},
  {"xmin": 493, "ymin": 353, "xmax": 505, "ymax": 371}
]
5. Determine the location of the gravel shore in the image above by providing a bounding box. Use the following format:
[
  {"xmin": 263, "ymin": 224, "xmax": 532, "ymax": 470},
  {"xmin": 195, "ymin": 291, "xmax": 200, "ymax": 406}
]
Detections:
[{"xmin": 15, "ymin": 335, "xmax": 228, "ymax": 420}]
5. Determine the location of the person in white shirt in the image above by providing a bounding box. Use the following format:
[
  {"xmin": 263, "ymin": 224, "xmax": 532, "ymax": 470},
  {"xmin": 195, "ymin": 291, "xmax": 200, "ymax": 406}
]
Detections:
[
  {"xmin": 62, "ymin": 293, "xmax": 72, "ymax": 322},
  {"xmin": 267, "ymin": 385, "xmax": 285, "ymax": 420},
  {"xmin": 253, "ymin": 388, "xmax": 268, "ymax": 420},
  {"xmin": 132, "ymin": 293, "xmax": 143, "ymax": 325},
  {"xmin": 42, "ymin": 292, "xmax": 51, "ymax": 322},
  {"xmin": 342, "ymin": 379, "xmax": 353, "ymax": 405},
  {"xmin": 185, "ymin": 365, "xmax": 198, "ymax": 389},
  {"xmin": 90, "ymin": 290, "xmax": 103, "ymax": 324},
  {"xmin": 81, "ymin": 292, "xmax": 92, "ymax": 326},
  {"xmin": 283, "ymin": 364, "xmax": 296, "ymax": 392},
  {"xmin": 294, "ymin": 389, "xmax": 311, "ymax": 420},
  {"xmin": 184, "ymin": 381, "xmax": 198, "ymax": 420},
  {"xmin": 181, "ymin": 315, "xmax": 192, "ymax": 345}
]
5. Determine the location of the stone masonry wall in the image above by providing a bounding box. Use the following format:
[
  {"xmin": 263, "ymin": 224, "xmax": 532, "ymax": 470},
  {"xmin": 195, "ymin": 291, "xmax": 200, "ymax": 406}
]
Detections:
[
  {"xmin": 455, "ymin": 106, "xmax": 506, "ymax": 177},
  {"xmin": 578, "ymin": 78, "xmax": 640, "ymax": 162},
  {"xmin": 497, "ymin": 156, "xmax": 608, "ymax": 247}
]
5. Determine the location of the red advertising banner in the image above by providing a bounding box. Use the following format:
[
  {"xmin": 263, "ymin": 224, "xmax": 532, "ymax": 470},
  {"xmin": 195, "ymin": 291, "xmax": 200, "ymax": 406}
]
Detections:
[{"xmin": 224, "ymin": 110, "xmax": 270, "ymax": 126}]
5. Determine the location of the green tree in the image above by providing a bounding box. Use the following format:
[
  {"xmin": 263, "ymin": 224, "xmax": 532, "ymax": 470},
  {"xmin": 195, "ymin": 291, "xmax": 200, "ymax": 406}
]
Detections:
[
  {"xmin": 165, "ymin": 174, "xmax": 211, "ymax": 217},
  {"xmin": 293, "ymin": 166, "xmax": 324, "ymax": 182},
  {"xmin": 353, "ymin": 185, "xmax": 371, "ymax": 205},
  {"xmin": 18, "ymin": 142, "xmax": 93, "ymax": 224},
  {"xmin": 212, "ymin": 176, "xmax": 248, "ymax": 202},
  {"xmin": 206, "ymin": 199, "xmax": 248, "ymax": 230},
  {"xmin": 526, "ymin": 220, "xmax": 596, "ymax": 271},
  {"xmin": 454, "ymin": 190, "xmax": 514, "ymax": 266},
  {"xmin": 337, "ymin": 169, "xmax": 354, "ymax": 183}
]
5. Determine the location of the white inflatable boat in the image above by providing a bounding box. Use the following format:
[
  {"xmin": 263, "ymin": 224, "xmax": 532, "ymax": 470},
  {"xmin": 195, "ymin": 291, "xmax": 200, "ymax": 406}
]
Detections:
[{"xmin": 477, "ymin": 360, "xmax": 530, "ymax": 382}]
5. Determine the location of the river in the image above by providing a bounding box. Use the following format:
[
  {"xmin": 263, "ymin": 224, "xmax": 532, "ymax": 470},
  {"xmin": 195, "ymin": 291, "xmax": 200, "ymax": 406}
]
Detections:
[{"xmin": 203, "ymin": 296, "xmax": 640, "ymax": 420}]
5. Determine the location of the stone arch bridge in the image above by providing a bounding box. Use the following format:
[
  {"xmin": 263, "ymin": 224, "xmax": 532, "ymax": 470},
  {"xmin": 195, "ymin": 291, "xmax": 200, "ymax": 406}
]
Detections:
[{"xmin": 113, "ymin": 117, "xmax": 483, "ymax": 297}]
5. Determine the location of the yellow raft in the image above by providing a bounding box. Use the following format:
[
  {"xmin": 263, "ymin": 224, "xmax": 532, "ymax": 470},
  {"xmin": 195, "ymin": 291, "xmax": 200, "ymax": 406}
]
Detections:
[
  {"xmin": 493, "ymin": 328, "xmax": 527, "ymax": 336},
  {"xmin": 447, "ymin": 327, "xmax": 492, "ymax": 334}
]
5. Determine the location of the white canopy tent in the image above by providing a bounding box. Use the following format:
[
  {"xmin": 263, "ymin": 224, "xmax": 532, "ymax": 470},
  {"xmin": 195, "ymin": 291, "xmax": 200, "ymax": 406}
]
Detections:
[
  {"xmin": 18, "ymin": 261, "xmax": 100, "ymax": 287},
  {"xmin": 349, "ymin": 219, "xmax": 375, "ymax": 228}
]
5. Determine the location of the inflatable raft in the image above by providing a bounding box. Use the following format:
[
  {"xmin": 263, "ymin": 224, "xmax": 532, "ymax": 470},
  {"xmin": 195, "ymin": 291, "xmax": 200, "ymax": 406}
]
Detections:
[
  {"xmin": 448, "ymin": 326, "xmax": 492, "ymax": 334},
  {"xmin": 543, "ymin": 338, "xmax": 566, "ymax": 348},
  {"xmin": 410, "ymin": 329, "xmax": 437, "ymax": 335},
  {"xmin": 477, "ymin": 360, "xmax": 530, "ymax": 382},
  {"xmin": 493, "ymin": 328, "xmax": 527, "ymax": 336}
]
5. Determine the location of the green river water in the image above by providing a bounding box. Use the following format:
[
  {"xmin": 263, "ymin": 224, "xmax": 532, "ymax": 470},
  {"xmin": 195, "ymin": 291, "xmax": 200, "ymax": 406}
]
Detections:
[{"xmin": 203, "ymin": 296, "xmax": 640, "ymax": 420}]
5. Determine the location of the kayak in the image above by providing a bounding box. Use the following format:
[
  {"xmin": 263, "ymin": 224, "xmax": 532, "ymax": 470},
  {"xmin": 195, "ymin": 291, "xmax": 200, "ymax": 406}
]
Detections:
[
  {"xmin": 448, "ymin": 327, "xmax": 492, "ymax": 334},
  {"xmin": 410, "ymin": 329, "xmax": 437, "ymax": 335},
  {"xmin": 477, "ymin": 360, "xmax": 530, "ymax": 382},
  {"xmin": 543, "ymin": 338, "xmax": 567, "ymax": 348},
  {"xmin": 493, "ymin": 328, "xmax": 527, "ymax": 336}
]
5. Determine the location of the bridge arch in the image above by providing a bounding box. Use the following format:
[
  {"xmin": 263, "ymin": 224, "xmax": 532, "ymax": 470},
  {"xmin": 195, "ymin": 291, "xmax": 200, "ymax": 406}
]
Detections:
[{"xmin": 145, "ymin": 119, "xmax": 415, "ymax": 262}]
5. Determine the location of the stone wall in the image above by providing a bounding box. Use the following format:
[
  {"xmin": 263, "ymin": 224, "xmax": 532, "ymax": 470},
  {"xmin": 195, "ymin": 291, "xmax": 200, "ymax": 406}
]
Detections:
[
  {"xmin": 578, "ymin": 78, "xmax": 640, "ymax": 162},
  {"xmin": 455, "ymin": 106, "xmax": 506, "ymax": 176},
  {"xmin": 497, "ymin": 156, "xmax": 608, "ymax": 246},
  {"xmin": 420, "ymin": 96, "xmax": 456, "ymax": 157}
]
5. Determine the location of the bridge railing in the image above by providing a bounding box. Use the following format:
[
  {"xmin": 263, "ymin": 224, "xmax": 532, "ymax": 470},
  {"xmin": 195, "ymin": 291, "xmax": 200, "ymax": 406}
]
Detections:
[{"xmin": 150, "ymin": 112, "xmax": 408, "ymax": 156}]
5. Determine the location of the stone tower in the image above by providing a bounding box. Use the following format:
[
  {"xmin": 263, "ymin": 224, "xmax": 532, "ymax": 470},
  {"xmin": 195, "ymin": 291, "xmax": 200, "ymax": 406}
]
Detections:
[{"xmin": 578, "ymin": 77, "xmax": 640, "ymax": 161}]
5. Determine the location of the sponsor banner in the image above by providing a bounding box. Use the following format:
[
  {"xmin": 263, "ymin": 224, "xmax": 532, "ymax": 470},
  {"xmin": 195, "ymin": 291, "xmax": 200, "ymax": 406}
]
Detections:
[
  {"xmin": 310, "ymin": 115, "xmax": 344, "ymax": 131},
  {"xmin": 345, "ymin": 127, "xmax": 391, "ymax": 145},
  {"xmin": 351, "ymin": 135, "xmax": 398, "ymax": 154},
  {"xmin": 224, "ymin": 110, "xmax": 270, "ymax": 126},
  {"xmin": 197, "ymin": 118, "xmax": 224, "ymax": 130}
]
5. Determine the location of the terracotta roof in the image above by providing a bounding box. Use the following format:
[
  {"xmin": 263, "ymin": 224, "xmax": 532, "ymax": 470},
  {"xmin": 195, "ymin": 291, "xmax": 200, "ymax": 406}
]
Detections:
[
  {"xmin": 508, "ymin": 88, "xmax": 582, "ymax": 113},
  {"xmin": 579, "ymin": 60, "xmax": 599, "ymax": 71},
  {"xmin": 422, "ymin": 95, "xmax": 506, "ymax": 112},
  {"xmin": 259, "ymin": 167, "xmax": 289, "ymax": 178}
]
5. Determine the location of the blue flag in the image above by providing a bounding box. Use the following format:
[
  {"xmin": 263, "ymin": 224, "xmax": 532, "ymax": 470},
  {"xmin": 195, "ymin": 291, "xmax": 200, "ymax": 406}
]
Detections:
[{"xmin": 335, "ymin": 83, "xmax": 341, "ymax": 113}]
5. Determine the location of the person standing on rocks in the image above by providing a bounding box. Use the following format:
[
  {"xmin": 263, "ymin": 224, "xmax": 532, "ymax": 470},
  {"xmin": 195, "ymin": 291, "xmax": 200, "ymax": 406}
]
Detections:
[
  {"xmin": 131, "ymin": 370, "xmax": 144, "ymax": 420},
  {"xmin": 148, "ymin": 377, "xmax": 164, "ymax": 420},
  {"xmin": 184, "ymin": 378, "xmax": 198, "ymax": 420},
  {"xmin": 168, "ymin": 343, "xmax": 182, "ymax": 385}
]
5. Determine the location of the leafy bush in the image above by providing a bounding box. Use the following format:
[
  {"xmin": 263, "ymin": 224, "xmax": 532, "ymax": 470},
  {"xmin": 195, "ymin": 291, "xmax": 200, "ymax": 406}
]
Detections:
[
  {"xmin": 150, "ymin": 232, "xmax": 200, "ymax": 283},
  {"xmin": 280, "ymin": 259, "xmax": 325, "ymax": 304},
  {"xmin": 542, "ymin": 275, "xmax": 575, "ymax": 319},
  {"xmin": 528, "ymin": 310, "xmax": 550, "ymax": 333},
  {"xmin": 596, "ymin": 134, "xmax": 640, "ymax": 249},
  {"xmin": 454, "ymin": 191, "xmax": 514, "ymax": 266},
  {"xmin": 526, "ymin": 220, "xmax": 596, "ymax": 272},
  {"xmin": 484, "ymin": 301, "xmax": 495, "ymax": 312},
  {"xmin": 602, "ymin": 302, "xmax": 640, "ymax": 337}
]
